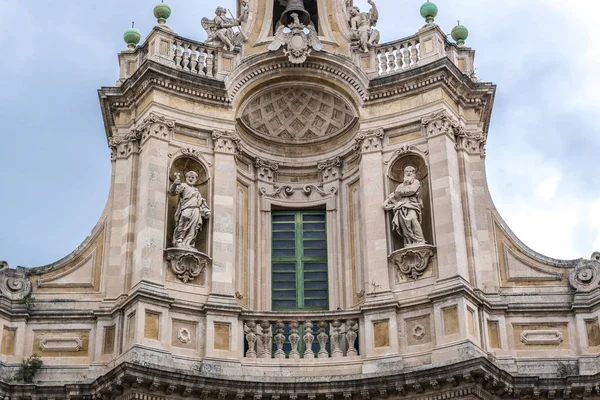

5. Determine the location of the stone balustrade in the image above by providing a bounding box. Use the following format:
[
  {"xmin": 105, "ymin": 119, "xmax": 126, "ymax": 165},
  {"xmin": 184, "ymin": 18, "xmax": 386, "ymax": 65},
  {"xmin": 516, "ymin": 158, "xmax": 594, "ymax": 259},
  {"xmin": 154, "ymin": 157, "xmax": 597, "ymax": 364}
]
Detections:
[
  {"xmin": 241, "ymin": 311, "xmax": 361, "ymax": 360},
  {"xmin": 375, "ymin": 35, "xmax": 421, "ymax": 76},
  {"xmin": 119, "ymin": 27, "xmax": 238, "ymax": 83}
]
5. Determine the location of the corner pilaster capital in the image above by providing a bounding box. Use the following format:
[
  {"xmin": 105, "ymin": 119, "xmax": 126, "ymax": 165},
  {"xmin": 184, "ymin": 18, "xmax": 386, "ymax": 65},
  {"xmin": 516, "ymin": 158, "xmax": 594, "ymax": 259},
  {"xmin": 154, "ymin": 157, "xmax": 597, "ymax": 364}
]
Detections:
[
  {"xmin": 318, "ymin": 156, "xmax": 343, "ymax": 182},
  {"xmin": 212, "ymin": 130, "xmax": 241, "ymax": 154},
  {"xmin": 255, "ymin": 157, "xmax": 279, "ymax": 183},
  {"xmin": 138, "ymin": 112, "xmax": 175, "ymax": 144},
  {"xmin": 354, "ymin": 128, "xmax": 384, "ymax": 154},
  {"xmin": 422, "ymin": 110, "xmax": 487, "ymax": 155}
]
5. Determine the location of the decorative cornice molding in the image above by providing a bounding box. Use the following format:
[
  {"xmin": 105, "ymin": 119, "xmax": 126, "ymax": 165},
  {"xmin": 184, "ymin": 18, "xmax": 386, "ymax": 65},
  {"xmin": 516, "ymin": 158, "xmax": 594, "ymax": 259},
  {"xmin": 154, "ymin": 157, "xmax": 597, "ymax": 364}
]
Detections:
[
  {"xmin": 354, "ymin": 128, "xmax": 384, "ymax": 154},
  {"xmin": 212, "ymin": 130, "xmax": 241, "ymax": 154}
]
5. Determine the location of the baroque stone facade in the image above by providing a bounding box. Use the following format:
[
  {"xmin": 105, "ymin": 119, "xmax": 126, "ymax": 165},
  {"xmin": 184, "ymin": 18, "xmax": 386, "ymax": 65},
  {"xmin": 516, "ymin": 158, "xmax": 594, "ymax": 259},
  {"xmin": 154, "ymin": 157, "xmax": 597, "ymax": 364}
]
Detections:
[{"xmin": 1, "ymin": 1, "xmax": 599, "ymax": 399}]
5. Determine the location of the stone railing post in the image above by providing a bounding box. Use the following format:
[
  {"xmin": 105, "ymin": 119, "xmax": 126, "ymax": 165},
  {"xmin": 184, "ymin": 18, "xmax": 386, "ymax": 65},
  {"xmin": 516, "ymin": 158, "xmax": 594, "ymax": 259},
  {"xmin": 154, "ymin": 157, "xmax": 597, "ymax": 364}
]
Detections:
[{"xmin": 415, "ymin": 24, "xmax": 447, "ymax": 66}]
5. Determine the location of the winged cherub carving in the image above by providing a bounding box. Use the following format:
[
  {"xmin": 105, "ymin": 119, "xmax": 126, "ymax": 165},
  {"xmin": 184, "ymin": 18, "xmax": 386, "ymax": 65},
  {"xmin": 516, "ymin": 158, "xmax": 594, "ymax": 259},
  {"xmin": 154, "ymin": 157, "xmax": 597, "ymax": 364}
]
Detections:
[{"xmin": 268, "ymin": 12, "xmax": 323, "ymax": 64}]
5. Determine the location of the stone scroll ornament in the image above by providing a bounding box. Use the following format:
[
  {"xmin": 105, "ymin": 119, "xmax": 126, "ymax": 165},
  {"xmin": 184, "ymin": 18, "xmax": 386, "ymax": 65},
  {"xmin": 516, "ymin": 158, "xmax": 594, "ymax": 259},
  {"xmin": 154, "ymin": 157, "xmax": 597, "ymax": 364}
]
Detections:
[
  {"xmin": 202, "ymin": 2, "xmax": 249, "ymax": 51},
  {"xmin": 0, "ymin": 261, "xmax": 32, "ymax": 301},
  {"xmin": 268, "ymin": 13, "xmax": 323, "ymax": 64},
  {"xmin": 568, "ymin": 252, "xmax": 600, "ymax": 292},
  {"xmin": 347, "ymin": 0, "xmax": 380, "ymax": 52},
  {"xmin": 383, "ymin": 166, "xmax": 435, "ymax": 280}
]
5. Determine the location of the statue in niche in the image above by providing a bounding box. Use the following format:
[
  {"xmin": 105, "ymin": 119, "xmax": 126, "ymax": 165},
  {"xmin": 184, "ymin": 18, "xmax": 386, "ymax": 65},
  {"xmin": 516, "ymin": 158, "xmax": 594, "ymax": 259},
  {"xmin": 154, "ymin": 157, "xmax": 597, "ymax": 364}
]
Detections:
[
  {"xmin": 347, "ymin": 0, "xmax": 380, "ymax": 53},
  {"xmin": 382, "ymin": 165, "xmax": 426, "ymax": 246},
  {"xmin": 202, "ymin": 4, "xmax": 249, "ymax": 51},
  {"xmin": 168, "ymin": 171, "xmax": 211, "ymax": 249}
]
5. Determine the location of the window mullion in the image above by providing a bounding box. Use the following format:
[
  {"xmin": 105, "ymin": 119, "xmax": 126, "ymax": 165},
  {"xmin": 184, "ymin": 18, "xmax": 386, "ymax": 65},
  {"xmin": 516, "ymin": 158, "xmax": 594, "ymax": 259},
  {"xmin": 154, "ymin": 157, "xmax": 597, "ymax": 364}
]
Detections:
[{"xmin": 296, "ymin": 212, "xmax": 304, "ymax": 310}]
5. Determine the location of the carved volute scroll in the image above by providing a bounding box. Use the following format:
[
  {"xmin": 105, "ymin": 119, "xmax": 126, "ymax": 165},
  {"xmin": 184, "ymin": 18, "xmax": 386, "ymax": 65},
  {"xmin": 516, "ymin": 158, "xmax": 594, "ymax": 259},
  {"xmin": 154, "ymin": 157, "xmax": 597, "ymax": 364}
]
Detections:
[
  {"xmin": 0, "ymin": 261, "xmax": 32, "ymax": 301},
  {"xmin": 569, "ymin": 253, "xmax": 600, "ymax": 292},
  {"xmin": 165, "ymin": 156, "xmax": 212, "ymax": 284}
]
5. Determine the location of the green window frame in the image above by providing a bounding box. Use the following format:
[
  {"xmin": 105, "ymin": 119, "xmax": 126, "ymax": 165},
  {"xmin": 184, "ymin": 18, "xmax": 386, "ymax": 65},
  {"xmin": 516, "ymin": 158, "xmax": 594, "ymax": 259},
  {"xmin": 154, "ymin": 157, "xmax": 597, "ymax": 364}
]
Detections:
[{"xmin": 271, "ymin": 210, "xmax": 328, "ymax": 311}]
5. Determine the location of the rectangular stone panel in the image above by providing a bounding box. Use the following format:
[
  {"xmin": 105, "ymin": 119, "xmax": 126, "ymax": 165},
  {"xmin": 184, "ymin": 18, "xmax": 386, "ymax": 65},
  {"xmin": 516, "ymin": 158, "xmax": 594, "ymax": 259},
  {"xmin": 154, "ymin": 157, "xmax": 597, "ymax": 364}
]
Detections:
[
  {"xmin": 144, "ymin": 312, "xmax": 160, "ymax": 340},
  {"xmin": 512, "ymin": 324, "xmax": 570, "ymax": 350},
  {"xmin": 33, "ymin": 331, "xmax": 89, "ymax": 357},
  {"xmin": 103, "ymin": 326, "xmax": 115, "ymax": 355},
  {"xmin": 373, "ymin": 320, "xmax": 390, "ymax": 348},
  {"xmin": 127, "ymin": 312, "xmax": 136, "ymax": 343},
  {"xmin": 487, "ymin": 320, "xmax": 501, "ymax": 349},
  {"xmin": 467, "ymin": 308, "xmax": 476, "ymax": 336},
  {"xmin": 406, "ymin": 315, "xmax": 431, "ymax": 346},
  {"xmin": 172, "ymin": 320, "xmax": 197, "ymax": 349},
  {"xmin": 1, "ymin": 327, "xmax": 16, "ymax": 356},
  {"xmin": 586, "ymin": 319, "xmax": 600, "ymax": 347},
  {"xmin": 443, "ymin": 306, "xmax": 459, "ymax": 336},
  {"xmin": 213, "ymin": 322, "xmax": 230, "ymax": 351}
]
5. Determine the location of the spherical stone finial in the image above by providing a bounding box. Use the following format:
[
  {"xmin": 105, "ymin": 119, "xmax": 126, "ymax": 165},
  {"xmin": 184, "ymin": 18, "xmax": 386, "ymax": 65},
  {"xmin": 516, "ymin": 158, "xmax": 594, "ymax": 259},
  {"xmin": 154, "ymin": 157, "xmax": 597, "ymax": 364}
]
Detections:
[
  {"xmin": 420, "ymin": 1, "xmax": 438, "ymax": 25},
  {"xmin": 451, "ymin": 22, "xmax": 469, "ymax": 47},
  {"xmin": 153, "ymin": 2, "xmax": 172, "ymax": 25},
  {"xmin": 123, "ymin": 27, "xmax": 141, "ymax": 50}
]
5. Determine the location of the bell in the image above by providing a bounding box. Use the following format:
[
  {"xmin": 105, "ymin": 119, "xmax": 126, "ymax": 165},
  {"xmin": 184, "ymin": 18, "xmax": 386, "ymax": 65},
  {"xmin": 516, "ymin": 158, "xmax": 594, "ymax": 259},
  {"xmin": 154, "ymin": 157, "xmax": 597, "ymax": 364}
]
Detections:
[{"xmin": 281, "ymin": 0, "xmax": 312, "ymax": 27}]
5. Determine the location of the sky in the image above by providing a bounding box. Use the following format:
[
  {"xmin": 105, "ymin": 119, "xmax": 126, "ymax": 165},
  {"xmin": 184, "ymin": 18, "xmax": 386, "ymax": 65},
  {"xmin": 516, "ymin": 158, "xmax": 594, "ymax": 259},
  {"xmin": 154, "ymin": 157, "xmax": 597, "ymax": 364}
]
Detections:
[{"xmin": 0, "ymin": 0, "xmax": 599, "ymax": 267}]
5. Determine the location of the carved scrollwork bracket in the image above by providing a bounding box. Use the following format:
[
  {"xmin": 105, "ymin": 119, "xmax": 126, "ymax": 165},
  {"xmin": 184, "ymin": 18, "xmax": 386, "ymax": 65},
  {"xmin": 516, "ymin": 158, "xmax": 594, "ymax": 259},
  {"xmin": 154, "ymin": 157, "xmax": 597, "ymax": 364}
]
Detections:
[
  {"xmin": 388, "ymin": 245, "xmax": 435, "ymax": 281},
  {"xmin": 0, "ymin": 261, "xmax": 32, "ymax": 301},
  {"xmin": 212, "ymin": 130, "xmax": 241, "ymax": 154},
  {"xmin": 354, "ymin": 129, "xmax": 384, "ymax": 154},
  {"xmin": 569, "ymin": 252, "xmax": 600, "ymax": 292},
  {"xmin": 164, "ymin": 248, "xmax": 211, "ymax": 284}
]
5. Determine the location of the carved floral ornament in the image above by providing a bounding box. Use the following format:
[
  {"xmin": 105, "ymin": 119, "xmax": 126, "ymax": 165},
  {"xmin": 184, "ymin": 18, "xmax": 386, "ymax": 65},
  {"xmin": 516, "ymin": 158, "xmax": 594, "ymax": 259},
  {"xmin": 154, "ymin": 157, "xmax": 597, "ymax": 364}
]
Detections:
[
  {"xmin": 0, "ymin": 261, "xmax": 32, "ymax": 301},
  {"xmin": 568, "ymin": 252, "xmax": 600, "ymax": 292},
  {"xmin": 421, "ymin": 110, "xmax": 487, "ymax": 154}
]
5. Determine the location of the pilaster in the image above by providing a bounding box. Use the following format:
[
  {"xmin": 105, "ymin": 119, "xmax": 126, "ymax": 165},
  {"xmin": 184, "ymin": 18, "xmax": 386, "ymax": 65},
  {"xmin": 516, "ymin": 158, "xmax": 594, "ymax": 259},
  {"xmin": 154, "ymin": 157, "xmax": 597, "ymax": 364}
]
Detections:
[
  {"xmin": 208, "ymin": 130, "xmax": 241, "ymax": 306},
  {"xmin": 355, "ymin": 129, "xmax": 394, "ymax": 301}
]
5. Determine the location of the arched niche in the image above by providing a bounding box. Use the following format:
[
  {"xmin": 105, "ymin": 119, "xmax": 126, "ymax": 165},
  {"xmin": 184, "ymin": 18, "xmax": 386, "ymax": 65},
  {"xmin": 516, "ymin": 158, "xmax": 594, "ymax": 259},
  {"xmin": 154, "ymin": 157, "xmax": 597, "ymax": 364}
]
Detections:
[
  {"xmin": 386, "ymin": 153, "xmax": 434, "ymax": 252},
  {"xmin": 166, "ymin": 156, "xmax": 211, "ymax": 254}
]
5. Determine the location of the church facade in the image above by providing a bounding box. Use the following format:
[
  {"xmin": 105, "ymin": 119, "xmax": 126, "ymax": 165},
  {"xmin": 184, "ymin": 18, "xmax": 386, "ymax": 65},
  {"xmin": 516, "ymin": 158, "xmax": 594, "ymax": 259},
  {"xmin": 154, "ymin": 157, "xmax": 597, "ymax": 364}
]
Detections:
[{"xmin": 1, "ymin": 1, "xmax": 600, "ymax": 399}]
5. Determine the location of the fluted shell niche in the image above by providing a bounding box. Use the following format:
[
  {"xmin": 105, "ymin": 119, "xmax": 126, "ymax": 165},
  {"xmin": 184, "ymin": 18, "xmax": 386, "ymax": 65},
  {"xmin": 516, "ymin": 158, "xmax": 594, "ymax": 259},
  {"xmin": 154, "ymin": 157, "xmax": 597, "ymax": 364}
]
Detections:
[{"xmin": 237, "ymin": 82, "xmax": 358, "ymax": 157}]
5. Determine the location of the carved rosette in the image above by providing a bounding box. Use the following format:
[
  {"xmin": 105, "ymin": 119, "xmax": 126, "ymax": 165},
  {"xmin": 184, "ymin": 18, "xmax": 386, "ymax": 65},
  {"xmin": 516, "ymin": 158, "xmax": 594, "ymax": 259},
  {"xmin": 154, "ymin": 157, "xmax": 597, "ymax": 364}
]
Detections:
[
  {"xmin": 388, "ymin": 244, "xmax": 435, "ymax": 281},
  {"xmin": 0, "ymin": 261, "xmax": 32, "ymax": 301},
  {"xmin": 421, "ymin": 111, "xmax": 487, "ymax": 154},
  {"xmin": 569, "ymin": 253, "xmax": 600, "ymax": 292},
  {"xmin": 212, "ymin": 130, "xmax": 241, "ymax": 154},
  {"xmin": 164, "ymin": 248, "xmax": 210, "ymax": 284},
  {"xmin": 354, "ymin": 129, "xmax": 384, "ymax": 154}
]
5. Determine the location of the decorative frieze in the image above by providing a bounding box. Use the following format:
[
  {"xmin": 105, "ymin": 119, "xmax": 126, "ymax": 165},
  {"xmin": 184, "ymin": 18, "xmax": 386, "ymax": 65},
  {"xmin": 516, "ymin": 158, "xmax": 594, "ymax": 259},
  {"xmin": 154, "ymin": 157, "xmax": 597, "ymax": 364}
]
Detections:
[
  {"xmin": 0, "ymin": 261, "xmax": 32, "ymax": 301},
  {"xmin": 212, "ymin": 130, "xmax": 241, "ymax": 154},
  {"xmin": 258, "ymin": 185, "xmax": 338, "ymax": 198},
  {"xmin": 355, "ymin": 129, "xmax": 384, "ymax": 153}
]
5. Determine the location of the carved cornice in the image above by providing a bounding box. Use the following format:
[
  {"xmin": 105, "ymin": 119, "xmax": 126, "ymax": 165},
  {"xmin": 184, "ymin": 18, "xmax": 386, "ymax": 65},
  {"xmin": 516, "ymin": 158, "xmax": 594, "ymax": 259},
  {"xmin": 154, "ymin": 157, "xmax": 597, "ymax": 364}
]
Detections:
[
  {"xmin": 354, "ymin": 128, "xmax": 384, "ymax": 154},
  {"xmin": 212, "ymin": 130, "xmax": 241, "ymax": 154}
]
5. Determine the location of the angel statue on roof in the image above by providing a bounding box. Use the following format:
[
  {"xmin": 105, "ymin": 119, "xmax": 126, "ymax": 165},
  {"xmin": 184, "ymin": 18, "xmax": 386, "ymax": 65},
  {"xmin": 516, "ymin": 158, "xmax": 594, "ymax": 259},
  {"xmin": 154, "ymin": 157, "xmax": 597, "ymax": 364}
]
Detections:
[
  {"xmin": 201, "ymin": 2, "xmax": 249, "ymax": 51},
  {"xmin": 347, "ymin": 0, "xmax": 380, "ymax": 52}
]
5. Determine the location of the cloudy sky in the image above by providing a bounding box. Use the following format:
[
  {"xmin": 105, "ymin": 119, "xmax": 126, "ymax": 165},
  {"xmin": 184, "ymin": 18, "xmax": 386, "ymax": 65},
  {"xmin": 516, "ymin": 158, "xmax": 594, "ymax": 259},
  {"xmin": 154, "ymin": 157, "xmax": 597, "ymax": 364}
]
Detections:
[{"xmin": 0, "ymin": 0, "xmax": 598, "ymax": 267}]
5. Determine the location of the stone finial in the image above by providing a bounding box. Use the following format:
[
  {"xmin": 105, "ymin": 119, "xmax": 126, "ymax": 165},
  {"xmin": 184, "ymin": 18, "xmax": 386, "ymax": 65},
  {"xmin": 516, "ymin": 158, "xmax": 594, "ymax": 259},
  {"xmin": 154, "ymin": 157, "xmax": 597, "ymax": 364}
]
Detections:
[
  {"xmin": 420, "ymin": 1, "xmax": 438, "ymax": 25},
  {"xmin": 451, "ymin": 21, "xmax": 469, "ymax": 47},
  {"xmin": 154, "ymin": 2, "xmax": 172, "ymax": 25},
  {"xmin": 123, "ymin": 22, "xmax": 141, "ymax": 50}
]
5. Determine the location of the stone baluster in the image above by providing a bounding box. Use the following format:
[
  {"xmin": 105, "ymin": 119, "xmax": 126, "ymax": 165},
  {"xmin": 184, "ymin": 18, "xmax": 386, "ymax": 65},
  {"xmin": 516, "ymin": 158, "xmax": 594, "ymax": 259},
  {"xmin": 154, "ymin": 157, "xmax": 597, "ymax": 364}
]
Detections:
[
  {"xmin": 189, "ymin": 46, "xmax": 199, "ymax": 74},
  {"xmin": 245, "ymin": 320, "xmax": 257, "ymax": 358},
  {"xmin": 274, "ymin": 321, "xmax": 286, "ymax": 359},
  {"xmin": 345, "ymin": 320, "xmax": 358, "ymax": 356},
  {"xmin": 400, "ymin": 44, "xmax": 409, "ymax": 70},
  {"xmin": 303, "ymin": 321, "xmax": 315, "ymax": 359},
  {"xmin": 260, "ymin": 320, "xmax": 272, "ymax": 359},
  {"xmin": 387, "ymin": 47, "xmax": 397, "ymax": 73},
  {"xmin": 317, "ymin": 321, "xmax": 329, "ymax": 359},
  {"xmin": 206, "ymin": 50, "xmax": 215, "ymax": 77},
  {"xmin": 289, "ymin": 321, "xmax": 300, "ymax": 359},
  {"xmin": 182, "ymin": 43, "xmax": 191, "ymax": 71},
  {"xmin": 330, "ymin": 319, "xmax": 343, "ymax": 358},
  {"xmin": 174, "ymin": 40, "xmax": 183, "ymax": 68},
  {"xmin": 410, "ymin": 40, "xmax": 419, "ymax": 67}
]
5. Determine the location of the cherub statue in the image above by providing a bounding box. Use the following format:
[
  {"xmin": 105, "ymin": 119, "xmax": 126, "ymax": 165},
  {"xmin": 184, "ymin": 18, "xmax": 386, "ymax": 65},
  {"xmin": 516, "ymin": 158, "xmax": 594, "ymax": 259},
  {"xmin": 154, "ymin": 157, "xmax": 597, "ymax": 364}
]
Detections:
[
  {"xmin": 348, "ymin": 0, "xmax": 380, "ymax": 53},
  {"xmin": 202, "ymin": 4, "xmax": 249, "ymax": 51},
  {"xmin": 268, "ymin": 13, "xmax": 323, "ymax": 64}
]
